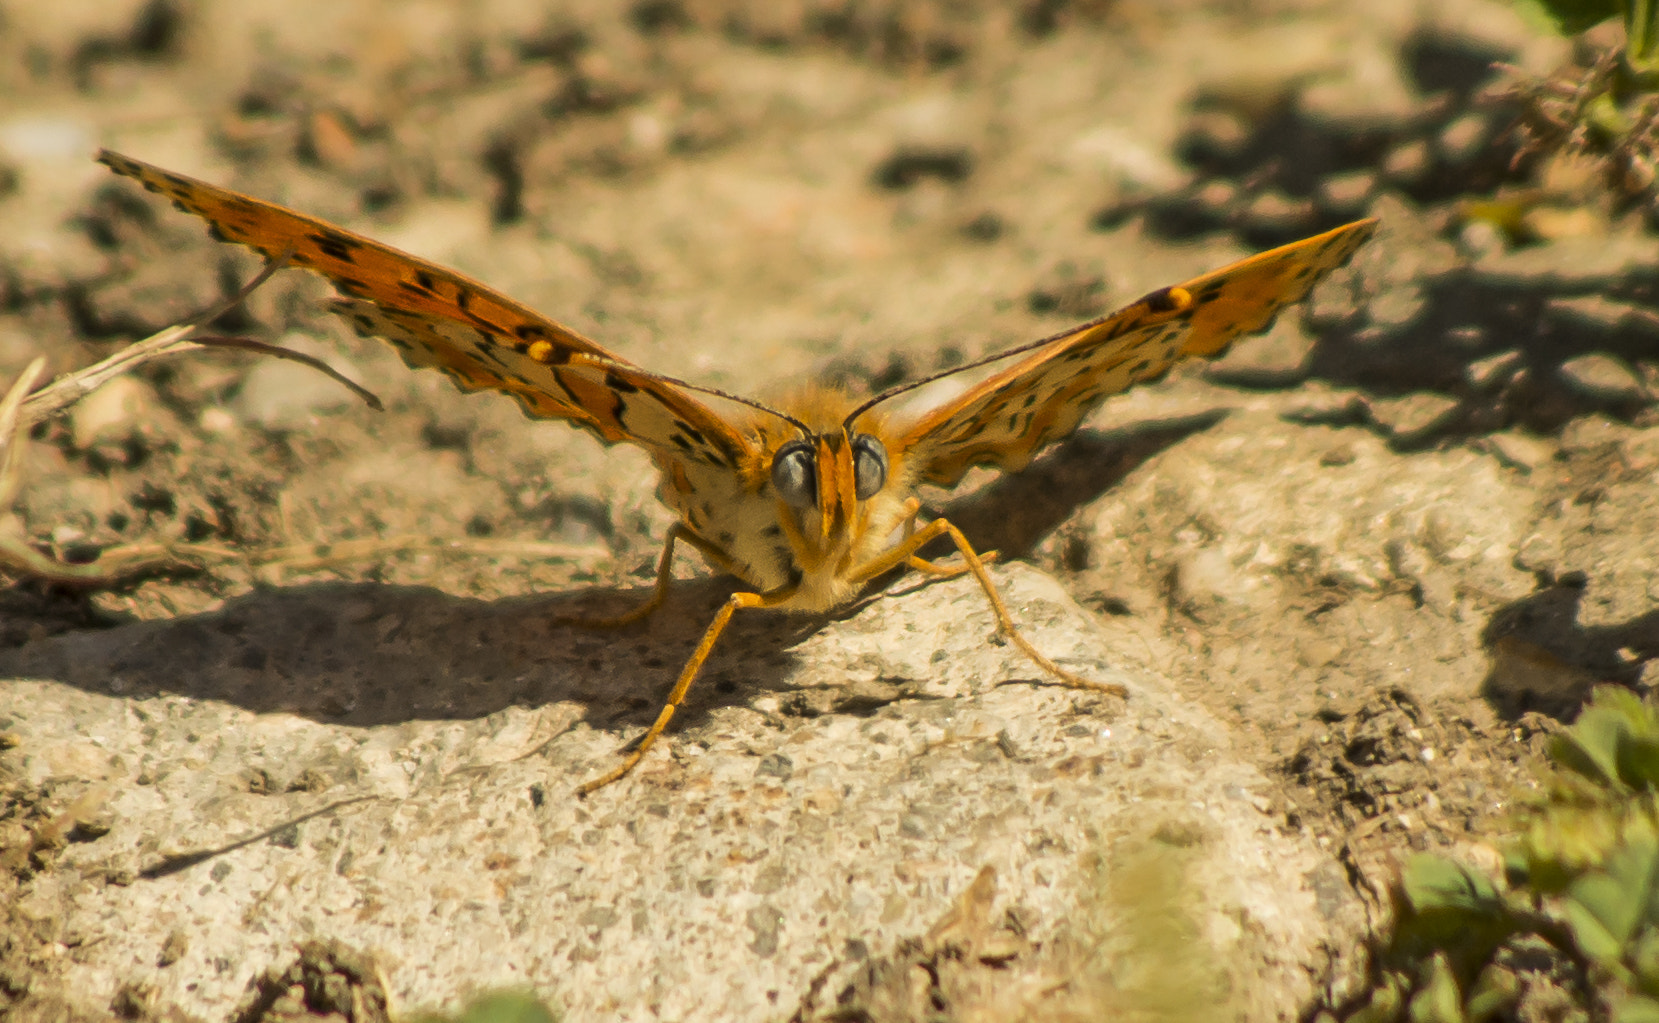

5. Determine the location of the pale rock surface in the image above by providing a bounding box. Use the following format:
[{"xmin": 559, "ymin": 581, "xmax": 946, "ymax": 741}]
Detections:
[{"xmin": 2, "ymin": 564, "xmax": 1356, "ymax": 1021}]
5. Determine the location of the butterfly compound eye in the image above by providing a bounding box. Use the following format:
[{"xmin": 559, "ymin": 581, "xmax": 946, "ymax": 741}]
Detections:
[
  {"xmin": 771, "ymin": 440, "xmax": 817, "ymax": 509},
  {"xmin": 852, "ymin": 434, "xmax": 887, "ymax": 500}
]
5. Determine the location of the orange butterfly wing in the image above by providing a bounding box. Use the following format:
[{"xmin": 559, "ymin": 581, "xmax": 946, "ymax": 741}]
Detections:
[
  {"xmin": 98, "ymin": 150, "xmax": 754, "ymax": 470},
  {"xmin": 894, "ymin": 218, "xmax": 1377, "ymax": 487}
]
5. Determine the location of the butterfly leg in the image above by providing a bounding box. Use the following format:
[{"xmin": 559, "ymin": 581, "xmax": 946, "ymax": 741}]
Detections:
[
  {"xmin": 555, "ymin": 523, "xmax": 728, "ymax": 630},
  {"xmin": 850, "ymin": 510, "xmax": 1125, "ymax": 698},
  {"xmin": 904, "ymin": 550, "xmax": 1000, "ymax": 578},
  {"xmin": 577, "ymin": 585, "xmax": 798, "ymax": 795},
  {"xmin": 859, "ymin": 498, "xmax": 1000, "ymax": 581}
]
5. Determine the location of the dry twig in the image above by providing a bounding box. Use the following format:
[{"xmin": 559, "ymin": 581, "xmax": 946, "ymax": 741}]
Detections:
[{"xmin": 1, "ymin": 259, "xmax": 385, "ymax": 590}]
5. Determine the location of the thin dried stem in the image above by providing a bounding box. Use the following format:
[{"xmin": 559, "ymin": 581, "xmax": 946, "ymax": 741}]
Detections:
[
  {"xmin": 19, "ymin": 256, "xmax": 380, "ymax": 433},
  {"xmin": 0, "ymin": 257, "xmax": 387, "ymax": 590}
]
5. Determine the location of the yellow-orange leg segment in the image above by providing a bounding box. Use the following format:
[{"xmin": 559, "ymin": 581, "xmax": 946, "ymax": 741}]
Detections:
[
  {"xmin": 554, "ymin": 523, "xmax": 733, "ymax": 630},
  {"xmin": 850, "ymin": 501, "xmax": 1126, "ymax": 698},
  {"xmin": 576, "ymin": 585, "xmax": 798, "ymax": 795},
  {"xmin": 904, "ymin": 550, "xmax": 999, "ymax": 577}
]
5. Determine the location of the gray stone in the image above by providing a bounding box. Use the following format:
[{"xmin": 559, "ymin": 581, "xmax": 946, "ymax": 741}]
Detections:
[{"xmin": 1559, "ymin": 353, "xmax": 1647, "ymax": 405}]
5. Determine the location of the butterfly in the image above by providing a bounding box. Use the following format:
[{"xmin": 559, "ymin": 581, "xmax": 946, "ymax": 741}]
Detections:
[{"xmin": 98, "ymin": 149, "xmax": 1376, "ymax": 793}]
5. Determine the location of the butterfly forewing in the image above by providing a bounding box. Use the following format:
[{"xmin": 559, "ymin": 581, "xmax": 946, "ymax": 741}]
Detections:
[
  {"xmin": 98, "ymin": 150, "xmax": 753, "ymax": 469},
  {"xmin": 894, "ymin": 218, "xmax": 1376, "ymax": 487},
  {"xmin": 332, "ymin": 299, "xmax": 749, "ymax": 467}
]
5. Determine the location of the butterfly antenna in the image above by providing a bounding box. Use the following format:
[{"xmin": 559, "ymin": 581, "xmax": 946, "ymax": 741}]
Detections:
[
  {"xmin": 841, "ymin": 313, "xmax": 1119, "ymax": 428},
  {"xmin": 593, "ymin": 359, "xmax": 812, "ymax": 435}
]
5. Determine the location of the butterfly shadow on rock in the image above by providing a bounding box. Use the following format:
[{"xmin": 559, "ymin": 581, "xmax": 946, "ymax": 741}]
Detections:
[
  {"xmin": 0, "ymin": 575, "xmax": 817, "ymax": 740},
  {"xmin": 0, "ymin": 412, "xmax": 1229, "ymax": 749},
  {"xmin": 926, "ymin": 409, "xmax": 1229, "ymax": 562},
  {"xmin": 2, "ymin": 400, "xmax": 1208, "ymax": 746}
]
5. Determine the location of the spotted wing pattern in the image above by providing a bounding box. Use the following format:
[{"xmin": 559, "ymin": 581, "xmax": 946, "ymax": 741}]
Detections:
[
  {"xmin": 97, "ymin": 150, "xmax": 752, "ymax": 469},
  {"xmin": 893, "ymin": 218, "xmax": 1377, "ymax": 487}
]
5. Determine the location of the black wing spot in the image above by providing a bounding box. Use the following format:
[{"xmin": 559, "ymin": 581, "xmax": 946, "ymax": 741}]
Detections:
[
  {"xmin": 1193, "ymin": 281, "xmax": 1227, "ymax": 305},
  {"xmin": 762, "ymin": 524, "xmax": 783, "ymax": 537},
  {"xmin": 604, "ymin": 371, "xmax": 639, "ymax": 394},
  {"xmin": 673, "ymin": 421, "xmax": 706, "ymax": 445},
  {"xmin": 415, "ymin": 270, "xmax": 436, "ymax": 292},
  {"xmin": 308, "ymin": 231, "xmax": 360, "ymax": 264}
]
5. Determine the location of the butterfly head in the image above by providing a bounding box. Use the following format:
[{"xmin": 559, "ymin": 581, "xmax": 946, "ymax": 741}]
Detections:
[{"xmin": 770, "ymin": 428, "xmax": 888, "ymax": 541}]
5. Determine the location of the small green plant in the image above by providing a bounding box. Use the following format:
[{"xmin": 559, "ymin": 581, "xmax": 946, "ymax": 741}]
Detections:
[
  {"xmin": 410, "ymin": 991, "xmax": 562, "ymax": 1023},
  {"xmin": 1502, "ymin": 0, "xmax": 1659, "ymax": 202},
  {"xmin": 1329, "ymin": 686, "xmax": 1659, "ymax": 1022},
  {"xmin": 1514, "ymin": 0, "xmax": 1659, "ymax": 73}
]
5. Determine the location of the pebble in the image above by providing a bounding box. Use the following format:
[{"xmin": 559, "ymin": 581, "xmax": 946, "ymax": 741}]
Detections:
[
  {"xmin": 0, "ymin": 116, "xmax": 95, "ymax": 161},
  {"xmin": 1435, "ymin": 113, "xmax": 1490, "ymax": 167},
  {"xmin": 1558, "ymin": 353, "xmax": 1647, "ymax": 405},
  {"xmin": 1176, "ymin": 111, "xmax": 1252, "ymax": 171},
  {"xmin": 1380, "ymin": 139, "xmax": 1432, "ymax": 190},
  {"xmin": 1484, "ymin": 431, "xmax": 1553, "ymax": 473},
  {"xmin": 1559, "ymin": 414, "xmax": 1630, "ymax": 455},
  {"xmin": 1363, "ymin": 391, "xmax": 1461, "ymax": 447},
  {"xmin": 69, "ymin": 376, "xmax": 151, "ymax": 450},
  {"xmin": 1298, "ymin": 50, "xmax": 1423, "ymax": 136},
  {"xmin": 1464, "ymin": 349, "xmax": 1523, "ymax": 389},
  {"xmin": 1237, "ymin": 190, "xmax": 1316, "ymax": 238},
  {"xmin": 1546, "ymin": 296, "xmax": 1659, "ymax": 341},
  {"xmin": 1469, "ymin": 233, "xmax": 1659, "ymax": 290},
  {"xmin": 1456, "ymin": 218, "xmax": 1505, "ymax": 260},
  {"xmin": 1316, "ymin": 170, "xmax": 1376, "ymax": 220},
  {"xmin": 1523, "ymin": 205, "xmax": 1610, "ymax": 242},
  {"xmin": 1622, "ymin": 427, "xmax": 1659, "ymax": 473}
]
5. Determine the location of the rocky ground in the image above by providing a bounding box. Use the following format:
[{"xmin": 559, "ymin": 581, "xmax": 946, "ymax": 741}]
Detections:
[{"xmin": 2, "ymin": 0, "xmax": 1657, "ymax": 1021}]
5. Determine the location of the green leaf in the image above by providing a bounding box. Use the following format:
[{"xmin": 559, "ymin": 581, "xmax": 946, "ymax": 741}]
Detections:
[
  {"xmin": 1508, "ymin": 0, "xmax": 1622, "ymax": 36},
  {"xmin": 1630, "ymin": 929, "xmax": 1659, "ymax": 992},
  {"xmin": 1556, "ymin": 687, "xmax": 1657, "ymax": 789},
  {"xmin": 1350, "ymin": 972, "xmax": 1407, "ymax": 1023},
  {"xmin": 1565, "ymin": 834, "xmax": 1659, "ymax": 960},
  {"xmin": 1622, "ymin": 736, "xmax": 1659, "ymax": 791},
  {"xmin": 1615, "ymin": 994, "xmax": 1659, "ymax": 1023},
  {"xmin": 422, "ymin": 992, "xmax": 562, "ymax": 1023},
  {"xmin": 1402, "ymin": 855, "xmax": 1500, "ymax": 915},
  {"xmin": 1465, "ymin": 964, "xmax": 1520, "ymax": 1020},
  {"xmin": 1408, "ymin": 954, "xmax": 1466, "ymax": 1023},
  {"xmin": 1566, "ymin": 895, "xmax": 1627, "ymax": 965},
  {"xmin": 1629, "ymin": 0, "xmax": 1659, "ymax": 71}
]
